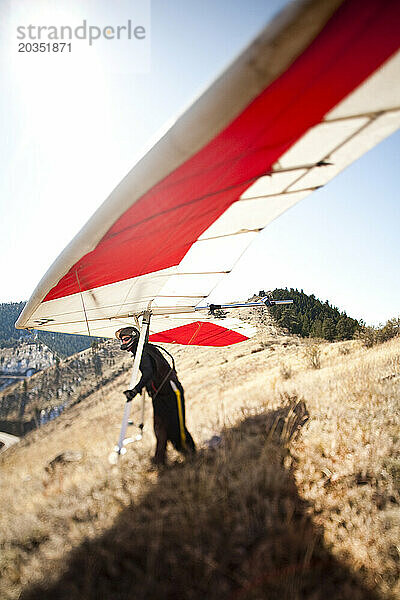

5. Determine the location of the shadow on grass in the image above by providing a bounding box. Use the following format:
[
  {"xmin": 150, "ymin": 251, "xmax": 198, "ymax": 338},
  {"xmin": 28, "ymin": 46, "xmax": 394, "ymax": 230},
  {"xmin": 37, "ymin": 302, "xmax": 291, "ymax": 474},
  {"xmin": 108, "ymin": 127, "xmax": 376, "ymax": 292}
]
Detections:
[{"xmin": 21, "ymin": 399, "xmax": 379, "ymax": 600}]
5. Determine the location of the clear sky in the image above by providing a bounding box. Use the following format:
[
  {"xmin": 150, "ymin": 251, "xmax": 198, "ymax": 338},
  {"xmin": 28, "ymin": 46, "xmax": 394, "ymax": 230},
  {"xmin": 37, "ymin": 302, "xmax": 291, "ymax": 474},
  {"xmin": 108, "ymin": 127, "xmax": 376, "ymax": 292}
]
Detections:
[{"xmin": 0, "ymin": 0, "xmax": 399, "ymax": 325}]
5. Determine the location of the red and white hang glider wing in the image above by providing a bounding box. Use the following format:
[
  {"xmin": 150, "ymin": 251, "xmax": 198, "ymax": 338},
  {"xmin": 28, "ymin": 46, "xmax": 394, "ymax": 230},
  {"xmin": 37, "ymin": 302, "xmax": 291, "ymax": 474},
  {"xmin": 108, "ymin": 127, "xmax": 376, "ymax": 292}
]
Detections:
[{"xmin": 16, "ymin": 0, "xmax": 400, "ymax": 346}]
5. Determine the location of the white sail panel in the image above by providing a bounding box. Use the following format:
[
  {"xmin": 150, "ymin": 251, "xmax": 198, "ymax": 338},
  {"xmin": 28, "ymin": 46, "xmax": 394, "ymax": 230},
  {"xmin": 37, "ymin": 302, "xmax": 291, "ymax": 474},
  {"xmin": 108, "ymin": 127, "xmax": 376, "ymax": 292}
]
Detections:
[
  {"xmin": 198, "ymin": 191, "xmax": 309, "ymax": 240},
  {"xmin": 277, "ymin": 117, "xmax": 369, "ymax": 169},
  {"xmin": 240, "ymin": 170, "xmax": 308, "ymax": 199},
  {"xmin": 287, "ymin": 110, "xmax": 400, "ymax": 192},
  {"xmin": 326, "ymin": 50, "xmax": 400, "ymax": 119}
]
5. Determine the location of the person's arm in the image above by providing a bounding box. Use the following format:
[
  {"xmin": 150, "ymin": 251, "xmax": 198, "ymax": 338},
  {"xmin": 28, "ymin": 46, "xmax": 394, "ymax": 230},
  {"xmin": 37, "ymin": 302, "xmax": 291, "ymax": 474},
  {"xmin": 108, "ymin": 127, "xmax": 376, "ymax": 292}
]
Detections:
[
  {"xmin": 124, "ymin": 352, "xmax": 154, "ymax": 401},
  {"xmin": 134, "ymin": 352, "xmax": 154, "ymax": 393}
]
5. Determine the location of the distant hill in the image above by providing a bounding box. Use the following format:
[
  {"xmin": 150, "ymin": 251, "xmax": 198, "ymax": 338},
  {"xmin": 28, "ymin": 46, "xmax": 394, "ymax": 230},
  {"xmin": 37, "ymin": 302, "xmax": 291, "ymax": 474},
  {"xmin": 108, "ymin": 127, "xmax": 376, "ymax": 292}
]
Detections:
[
  {"xmin": 0, "ymin": 302, "xmax": 97, "ymax": 356},
  {"xmin": 263, "ymin": 288, "xmax": 360, "ymax": 341},
  {"xmin": 0, "ymin": 338, "xmax": 126, "ymax": 435}
]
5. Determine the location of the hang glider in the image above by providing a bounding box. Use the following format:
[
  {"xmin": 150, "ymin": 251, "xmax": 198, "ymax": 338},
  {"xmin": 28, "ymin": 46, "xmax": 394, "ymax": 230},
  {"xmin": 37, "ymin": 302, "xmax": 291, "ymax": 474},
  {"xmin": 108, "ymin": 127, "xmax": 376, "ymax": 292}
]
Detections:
[{"xmin": 16, "ymin": 0, "xmax": 400, "ymax": 346}]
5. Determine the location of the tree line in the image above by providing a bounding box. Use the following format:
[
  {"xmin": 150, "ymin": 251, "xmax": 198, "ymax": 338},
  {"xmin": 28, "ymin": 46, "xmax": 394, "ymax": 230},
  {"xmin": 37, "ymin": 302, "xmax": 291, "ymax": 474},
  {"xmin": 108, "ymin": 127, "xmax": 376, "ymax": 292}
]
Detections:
[{"xmin": 262, "ymin": 288, "xmax": 360, "ymax": 341}]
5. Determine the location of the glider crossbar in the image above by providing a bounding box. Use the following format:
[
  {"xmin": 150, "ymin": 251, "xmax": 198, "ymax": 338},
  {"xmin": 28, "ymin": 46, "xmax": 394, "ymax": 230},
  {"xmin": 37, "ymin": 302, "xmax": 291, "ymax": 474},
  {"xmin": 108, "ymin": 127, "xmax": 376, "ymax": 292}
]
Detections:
[
  {"xmin": 113, "ymin": 298, "xmax": 293, "ymax": 321},
  {"xmin": 195, "ymin": 297, "xmax": 293, "ymax": 312}
]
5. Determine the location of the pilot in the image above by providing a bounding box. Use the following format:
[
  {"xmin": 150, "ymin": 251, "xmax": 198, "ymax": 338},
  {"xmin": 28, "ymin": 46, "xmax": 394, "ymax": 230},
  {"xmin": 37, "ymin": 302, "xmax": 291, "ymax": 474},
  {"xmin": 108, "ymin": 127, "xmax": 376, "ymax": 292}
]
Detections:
[{"xmin": 115, "ymin": 326, "xmax": 196, "ymax": 466}]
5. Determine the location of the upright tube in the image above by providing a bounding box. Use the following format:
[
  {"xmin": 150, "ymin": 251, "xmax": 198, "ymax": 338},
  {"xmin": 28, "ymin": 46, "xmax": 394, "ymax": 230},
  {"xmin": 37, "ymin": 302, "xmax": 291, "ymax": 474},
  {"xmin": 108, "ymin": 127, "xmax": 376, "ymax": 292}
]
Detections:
[{"xmin": 116, "ymin": 311, "xmax": 151, "ymax": 454}]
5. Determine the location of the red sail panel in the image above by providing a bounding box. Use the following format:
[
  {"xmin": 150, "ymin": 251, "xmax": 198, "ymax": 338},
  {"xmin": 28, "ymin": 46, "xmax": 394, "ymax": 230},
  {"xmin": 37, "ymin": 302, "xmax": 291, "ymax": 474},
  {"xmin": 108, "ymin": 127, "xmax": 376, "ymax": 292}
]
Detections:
[{"xmin": 149, "ymin": 321, "xmax": 249, "ymax": 346}]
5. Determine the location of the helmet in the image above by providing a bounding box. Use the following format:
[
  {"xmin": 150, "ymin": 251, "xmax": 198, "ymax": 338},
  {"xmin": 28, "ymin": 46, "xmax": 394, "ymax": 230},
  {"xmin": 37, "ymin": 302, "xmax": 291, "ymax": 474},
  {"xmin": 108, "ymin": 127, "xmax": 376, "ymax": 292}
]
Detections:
[{"xmin": 115, "ymin": 327, "xmax": 139, "ymax": 351}]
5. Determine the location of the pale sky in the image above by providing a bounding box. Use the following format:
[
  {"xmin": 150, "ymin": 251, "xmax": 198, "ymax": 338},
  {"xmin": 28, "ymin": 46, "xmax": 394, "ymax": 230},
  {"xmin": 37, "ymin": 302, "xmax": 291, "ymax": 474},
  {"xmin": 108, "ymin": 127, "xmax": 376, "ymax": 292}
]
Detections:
[{"xmin": 0, "ymin": 0, "xmax": 399, "ymax": 326}]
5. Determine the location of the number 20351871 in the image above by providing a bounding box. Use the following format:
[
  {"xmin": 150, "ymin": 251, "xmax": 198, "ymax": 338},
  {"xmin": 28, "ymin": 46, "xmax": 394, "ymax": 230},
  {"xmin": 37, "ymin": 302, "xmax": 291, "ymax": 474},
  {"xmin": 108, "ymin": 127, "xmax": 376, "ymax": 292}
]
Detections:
[{"xmin": 18, "ymin": 42, "xmax": 72, "ymax": 52}]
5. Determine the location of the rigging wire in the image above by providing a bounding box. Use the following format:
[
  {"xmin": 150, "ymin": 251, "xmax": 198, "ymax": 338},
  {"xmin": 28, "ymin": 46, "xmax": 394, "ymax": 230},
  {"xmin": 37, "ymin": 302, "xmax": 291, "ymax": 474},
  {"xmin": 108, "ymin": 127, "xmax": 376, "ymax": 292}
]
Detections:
[
  {"xmin": 75, "ymin": 270, "xmax": 92, "ymax": 338},
  {"xmin": 74, "ymin": 269, "xmax": 106, "ymax": 401}
]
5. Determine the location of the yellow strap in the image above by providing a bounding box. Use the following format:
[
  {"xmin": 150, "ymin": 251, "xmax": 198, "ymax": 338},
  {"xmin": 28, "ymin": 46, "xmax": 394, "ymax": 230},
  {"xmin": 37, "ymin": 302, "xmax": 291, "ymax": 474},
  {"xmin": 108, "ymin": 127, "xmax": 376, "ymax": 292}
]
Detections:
[{"xmin": 171, "ymin": 381, "xmax": 186, "ymax": 449}]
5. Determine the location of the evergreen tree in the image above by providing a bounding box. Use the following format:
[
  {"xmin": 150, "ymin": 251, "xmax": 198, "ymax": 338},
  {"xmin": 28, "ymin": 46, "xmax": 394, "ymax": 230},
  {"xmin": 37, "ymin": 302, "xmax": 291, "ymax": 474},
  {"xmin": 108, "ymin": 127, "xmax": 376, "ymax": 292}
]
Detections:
[
  {"xmin": 322, "ymin": 317, "xmax": 335, "ymax": 341},
  {"xmin": 93, "ymin": 354, "xmax": 102, "ymax": 377},
  {"xmin": 310, "ymin": 319, "xmax": 323, "ymax": 338},
  {"xmin": 336, "ymin": 317, "xmax": 355, "ymax": 340},
  {"xmin": 301, "ymin": 314, "xmax": 310, "ymax": 337}
]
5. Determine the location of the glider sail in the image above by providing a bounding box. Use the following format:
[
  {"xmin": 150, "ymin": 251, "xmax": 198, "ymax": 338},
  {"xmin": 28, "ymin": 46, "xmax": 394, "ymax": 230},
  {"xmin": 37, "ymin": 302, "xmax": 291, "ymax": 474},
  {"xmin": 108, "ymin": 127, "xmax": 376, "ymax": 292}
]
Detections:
[{"xmin": 16, "ymin": 0, "xmax": 400, "ymax": 345}]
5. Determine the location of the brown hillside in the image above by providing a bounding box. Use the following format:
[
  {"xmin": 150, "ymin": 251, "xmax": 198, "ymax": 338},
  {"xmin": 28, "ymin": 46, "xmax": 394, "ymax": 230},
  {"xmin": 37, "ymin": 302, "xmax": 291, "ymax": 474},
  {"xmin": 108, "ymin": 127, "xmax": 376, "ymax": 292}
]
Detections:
[{"xmin": 0, "ymin": 310, "xmax": 399, "ymax": 600}]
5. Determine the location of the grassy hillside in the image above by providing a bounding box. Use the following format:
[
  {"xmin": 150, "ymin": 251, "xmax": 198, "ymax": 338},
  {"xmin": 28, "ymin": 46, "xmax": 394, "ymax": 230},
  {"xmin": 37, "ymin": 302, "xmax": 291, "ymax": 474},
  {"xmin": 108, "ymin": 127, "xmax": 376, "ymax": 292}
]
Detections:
[{"xmin": 0, "ymin": 310, "xmax": 399, "ymax": 599}]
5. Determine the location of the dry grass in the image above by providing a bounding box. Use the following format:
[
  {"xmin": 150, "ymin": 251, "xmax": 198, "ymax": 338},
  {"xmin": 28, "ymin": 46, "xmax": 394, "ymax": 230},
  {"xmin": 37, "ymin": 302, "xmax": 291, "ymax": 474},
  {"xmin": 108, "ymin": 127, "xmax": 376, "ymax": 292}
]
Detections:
[
  {"xmin": 0, "ymin": 320, "xmax": 399, "ymax": 599},
  {"xmin": 303, "ymin": 341, "xmax": 322, "ymax": 369}
]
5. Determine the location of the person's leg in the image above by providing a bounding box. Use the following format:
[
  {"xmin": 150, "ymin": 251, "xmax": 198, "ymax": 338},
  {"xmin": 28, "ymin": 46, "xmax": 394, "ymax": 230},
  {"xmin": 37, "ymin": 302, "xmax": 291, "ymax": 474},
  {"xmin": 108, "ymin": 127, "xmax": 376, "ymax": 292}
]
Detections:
[
  {"xmin": 183, "ymin": 428, "xmax": 196, "ymax": 453},
  {"xmin": 169, "ymin": 382, "xmax": 196, "ymax": 455},
  {"xmin": 153, "ymin": 413, "xmax": 168, "ymax": 465}
]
